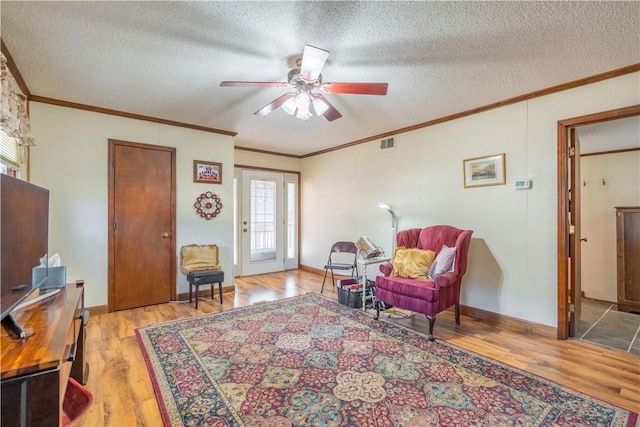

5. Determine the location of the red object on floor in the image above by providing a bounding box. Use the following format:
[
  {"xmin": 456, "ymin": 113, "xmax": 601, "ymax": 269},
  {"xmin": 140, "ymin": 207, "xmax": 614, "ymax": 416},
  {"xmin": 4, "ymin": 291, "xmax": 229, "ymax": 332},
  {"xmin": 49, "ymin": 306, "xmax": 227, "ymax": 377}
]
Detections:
[{"xmin": 62, "ymin": 377, "xmax": 93, "ymax": 426}]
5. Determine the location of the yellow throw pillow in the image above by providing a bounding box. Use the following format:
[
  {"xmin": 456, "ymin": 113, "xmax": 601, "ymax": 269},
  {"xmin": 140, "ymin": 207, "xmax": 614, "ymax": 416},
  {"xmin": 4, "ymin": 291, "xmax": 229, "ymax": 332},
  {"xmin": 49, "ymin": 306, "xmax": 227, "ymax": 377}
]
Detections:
[{"xmin": 391, "ymin": 248, "xmax": 436, "ymax": 281}]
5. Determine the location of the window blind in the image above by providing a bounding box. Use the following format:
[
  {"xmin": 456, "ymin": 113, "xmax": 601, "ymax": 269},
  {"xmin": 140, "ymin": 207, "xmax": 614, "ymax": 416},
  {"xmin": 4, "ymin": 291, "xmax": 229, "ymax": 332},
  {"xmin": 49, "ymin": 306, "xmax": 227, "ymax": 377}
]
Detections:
[{"xmin": 0, "ymin": 130, "xmax": 19, "ymax": 167}]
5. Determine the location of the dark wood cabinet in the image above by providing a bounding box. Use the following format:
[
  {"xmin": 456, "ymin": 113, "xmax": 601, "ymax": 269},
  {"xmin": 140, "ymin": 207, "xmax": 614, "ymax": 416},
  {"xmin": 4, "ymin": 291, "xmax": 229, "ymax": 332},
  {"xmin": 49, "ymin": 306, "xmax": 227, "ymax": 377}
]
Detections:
[
  {"xmin": 1, "ymin": 283, "xmax": 87, "ymax": 426},
  {"xmin": 616, "ymin": 207, "xmax": 640, "ymax": 313}
]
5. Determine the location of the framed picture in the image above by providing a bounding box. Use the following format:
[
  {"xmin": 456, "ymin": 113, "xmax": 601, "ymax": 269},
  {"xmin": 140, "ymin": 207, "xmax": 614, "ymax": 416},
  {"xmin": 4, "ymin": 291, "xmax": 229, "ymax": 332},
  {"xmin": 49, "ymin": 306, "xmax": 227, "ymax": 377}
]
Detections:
[
  {"xmin": 193, "ymin": 160, "xmax": 222, "ymax": 184},
  {"xmin": 463, "ymin": 153, "xmax": 505, "ymax": 188}
]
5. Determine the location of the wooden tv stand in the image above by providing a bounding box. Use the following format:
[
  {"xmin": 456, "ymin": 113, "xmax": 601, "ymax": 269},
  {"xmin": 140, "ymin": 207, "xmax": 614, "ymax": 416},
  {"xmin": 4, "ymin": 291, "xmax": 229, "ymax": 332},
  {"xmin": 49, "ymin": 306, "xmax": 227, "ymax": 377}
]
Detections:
[{"xmin": 1, "ymin": 282, "xmax": 88, "ymax": 426}]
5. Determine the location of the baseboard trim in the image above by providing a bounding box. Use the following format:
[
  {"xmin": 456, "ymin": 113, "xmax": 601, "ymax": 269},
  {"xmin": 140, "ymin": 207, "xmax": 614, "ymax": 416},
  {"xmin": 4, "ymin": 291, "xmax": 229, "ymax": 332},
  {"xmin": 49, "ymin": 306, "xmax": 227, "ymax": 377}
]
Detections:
[
  {"xmin": 87, "ymin": 305, "xmax": 109, "ymax": 316},
  {"xmin": 175, "ymin": 284, "xmax": 235, "ymax": 302},
  {"xmin": 87, "ymin": 284, "xmax": 236, "ymax": 315},
  {"xmin": 299, "ymin": 264, "xmax": 324, "ymax": 276},
  {"xmin": 301, "ymin": 263, "xmax": 555, "ymax": 337},
  {"xmin": 87, "ymin": 272, "xmax": 555, "ymax": 338},
  {"xmin": 459, "ymin": 304, "xmax": 556, "ymax": 338}
]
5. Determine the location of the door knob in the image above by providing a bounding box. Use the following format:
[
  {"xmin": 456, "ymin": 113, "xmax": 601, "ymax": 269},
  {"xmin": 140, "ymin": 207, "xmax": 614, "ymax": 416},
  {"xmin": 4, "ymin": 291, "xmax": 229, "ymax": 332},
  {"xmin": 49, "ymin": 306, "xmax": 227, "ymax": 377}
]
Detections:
[
  {"xmin": 161, "ymin": 232, "xmax": 171, "ymax": 239},
  {"xmin": 242, "ymin": 228, "xmax": 247, "ymax": 232}
]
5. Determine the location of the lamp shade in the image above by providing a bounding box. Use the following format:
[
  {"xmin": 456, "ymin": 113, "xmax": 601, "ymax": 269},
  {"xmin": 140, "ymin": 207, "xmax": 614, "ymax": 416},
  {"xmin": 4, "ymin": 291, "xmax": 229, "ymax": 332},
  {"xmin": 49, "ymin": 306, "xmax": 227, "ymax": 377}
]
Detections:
[
  {"xmin": 281, "ymin": 98, "xmax": 296, "ymax": 115},
  {"xmin": 312, "ymin": 96, "xmax": 329, "ymax": 115}
]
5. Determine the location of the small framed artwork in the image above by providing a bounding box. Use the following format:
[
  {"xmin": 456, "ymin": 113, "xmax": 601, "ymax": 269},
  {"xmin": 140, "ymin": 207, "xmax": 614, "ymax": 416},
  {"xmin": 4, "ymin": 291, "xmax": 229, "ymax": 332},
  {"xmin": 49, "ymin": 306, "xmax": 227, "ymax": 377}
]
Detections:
[
  {"xmin": 193, "ymin": 160, "xmax": 222, "ymax": 184},
  {"xmin": 463, "ymin": 153, "xmax": 505, "ymax": 188}
]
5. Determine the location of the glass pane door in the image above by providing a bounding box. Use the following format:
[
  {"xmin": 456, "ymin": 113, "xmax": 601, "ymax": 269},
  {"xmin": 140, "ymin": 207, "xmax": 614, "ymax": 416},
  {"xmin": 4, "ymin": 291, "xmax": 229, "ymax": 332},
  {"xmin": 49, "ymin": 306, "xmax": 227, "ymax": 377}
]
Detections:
[{"xmin": 240, "ymin": 170, "xmax": 284, "ymax": 275}]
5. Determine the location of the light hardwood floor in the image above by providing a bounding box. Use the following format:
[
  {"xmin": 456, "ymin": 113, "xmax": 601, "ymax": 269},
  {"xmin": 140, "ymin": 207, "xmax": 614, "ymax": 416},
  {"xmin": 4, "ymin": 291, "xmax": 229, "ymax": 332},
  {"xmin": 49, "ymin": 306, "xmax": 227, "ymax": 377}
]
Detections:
[{"xmin": 76, "ymin": 270, "xmax": 640, "ymax": 426}]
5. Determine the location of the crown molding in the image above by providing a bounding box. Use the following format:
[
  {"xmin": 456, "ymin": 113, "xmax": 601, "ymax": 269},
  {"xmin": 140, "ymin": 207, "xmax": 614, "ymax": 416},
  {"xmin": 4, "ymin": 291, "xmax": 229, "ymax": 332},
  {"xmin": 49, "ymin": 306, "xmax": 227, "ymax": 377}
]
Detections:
[
  {"xmin": 29, "ymin": 95, "xmax": 237, "ymax": 137},
  {"xmin": 4, "ymin": 34, "xmax": 637, "ymax": 158},
  {"xmin": 302, "ymin": 63, "xmax": 640, "ymax": 158}
]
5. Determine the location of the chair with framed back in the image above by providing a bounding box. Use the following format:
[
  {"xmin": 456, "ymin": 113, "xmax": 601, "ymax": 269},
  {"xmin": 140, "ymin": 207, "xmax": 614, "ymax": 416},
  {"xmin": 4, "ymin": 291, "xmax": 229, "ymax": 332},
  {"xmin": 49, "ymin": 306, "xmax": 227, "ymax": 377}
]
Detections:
[{"xmin": 320, "ymin": 241, "xmax": 358, "ymax": 294}]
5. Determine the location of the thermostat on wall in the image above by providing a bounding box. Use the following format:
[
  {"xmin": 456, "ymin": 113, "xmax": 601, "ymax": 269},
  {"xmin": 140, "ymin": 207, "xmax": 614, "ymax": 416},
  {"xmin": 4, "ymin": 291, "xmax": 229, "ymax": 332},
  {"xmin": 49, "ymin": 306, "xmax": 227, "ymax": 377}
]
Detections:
[{"xmin": 515, "ymin": 179, "xmax": 532, "ymax": 190}]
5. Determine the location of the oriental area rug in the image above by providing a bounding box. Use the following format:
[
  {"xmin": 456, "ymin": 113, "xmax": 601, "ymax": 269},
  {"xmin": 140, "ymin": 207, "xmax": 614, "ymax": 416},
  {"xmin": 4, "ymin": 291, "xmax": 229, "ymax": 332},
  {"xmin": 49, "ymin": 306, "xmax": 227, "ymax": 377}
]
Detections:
[{"xmin": 136, "ymin": 294, "xmax": 638, "ymax": 427}]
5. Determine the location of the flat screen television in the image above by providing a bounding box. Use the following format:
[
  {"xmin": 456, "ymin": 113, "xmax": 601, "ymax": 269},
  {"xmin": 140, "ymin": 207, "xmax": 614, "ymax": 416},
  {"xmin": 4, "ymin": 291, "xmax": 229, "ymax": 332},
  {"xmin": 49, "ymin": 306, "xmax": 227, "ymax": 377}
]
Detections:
[{"xmin": 1, "ymin": 174, "xmax": 49, "ymax": 338}]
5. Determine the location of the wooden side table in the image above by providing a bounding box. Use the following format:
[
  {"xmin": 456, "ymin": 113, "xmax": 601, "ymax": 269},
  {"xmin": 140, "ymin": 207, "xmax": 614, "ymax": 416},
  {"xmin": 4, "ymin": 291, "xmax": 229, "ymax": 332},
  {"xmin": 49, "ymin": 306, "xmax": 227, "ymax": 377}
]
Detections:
[{"xmin": 1, "ymin": 283, "xmax": 87, "ymax": 426}]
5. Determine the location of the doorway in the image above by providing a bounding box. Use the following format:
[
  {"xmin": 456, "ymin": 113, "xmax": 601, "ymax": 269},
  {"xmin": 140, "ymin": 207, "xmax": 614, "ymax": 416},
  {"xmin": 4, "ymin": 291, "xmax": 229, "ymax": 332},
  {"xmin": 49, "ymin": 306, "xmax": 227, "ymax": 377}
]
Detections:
[
  {"xmin": 108, "ymin": 139, "xmax": 176, "ymax": 311},
  {"xmin": 235, "ymin": 168, "xmax": 299, "ymax": 276},
  {"xmin": 556, "ymin": 105, "xmax": 640, "ymax": 339}
]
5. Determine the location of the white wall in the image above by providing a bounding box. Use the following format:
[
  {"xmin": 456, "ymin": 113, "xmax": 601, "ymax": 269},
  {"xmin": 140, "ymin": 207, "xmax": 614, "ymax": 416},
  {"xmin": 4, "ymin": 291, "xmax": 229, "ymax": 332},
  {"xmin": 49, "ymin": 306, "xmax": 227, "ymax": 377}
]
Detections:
[
  {"xmin": 580, "ymin": 151, "xmax": 640, "ymax": 301},
  {"xmin": 24, "ymin": 72, "xmax": 639, "ymax": 322},
  {"xmin": 28, "ymin": 103, "xmax": 235, "ymax": 308},
  {"xmin": 301, "ymin": 72, "xmax": 640, "ymax": 327},
  {"xmin": 234, "ymin": 149, "xmax": 301, "ymax": 172}
]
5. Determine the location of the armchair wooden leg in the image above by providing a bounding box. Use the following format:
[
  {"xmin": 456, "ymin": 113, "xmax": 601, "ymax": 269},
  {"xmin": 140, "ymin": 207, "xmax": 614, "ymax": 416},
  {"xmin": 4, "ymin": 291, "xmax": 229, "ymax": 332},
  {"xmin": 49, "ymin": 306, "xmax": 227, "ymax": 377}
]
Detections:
[
  {"xmin": 455, "ymin": 303, "xmax": 460, "ymax": 325},
  {"xmin": 374, "ymin": 300, "xmax": 380, "ymax": 320},
  {"xmin": 426, "ymin": 315, "xmax": 436, "ymax": 342}
]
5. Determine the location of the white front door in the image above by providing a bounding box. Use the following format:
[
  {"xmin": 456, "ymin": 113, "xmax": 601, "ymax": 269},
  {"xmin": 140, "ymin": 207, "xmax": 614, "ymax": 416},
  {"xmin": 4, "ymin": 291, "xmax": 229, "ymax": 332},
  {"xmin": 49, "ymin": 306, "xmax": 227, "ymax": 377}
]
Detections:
[{"xmin": 238, "ymin": 169, "xmax": 295, "ymax": 276}]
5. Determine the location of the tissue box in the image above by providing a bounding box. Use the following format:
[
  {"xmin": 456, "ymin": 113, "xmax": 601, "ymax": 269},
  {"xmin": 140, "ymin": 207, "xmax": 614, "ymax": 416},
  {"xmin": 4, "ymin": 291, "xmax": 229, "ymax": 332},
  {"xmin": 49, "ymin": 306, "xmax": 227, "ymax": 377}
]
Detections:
[{"xmin": 33, "ymin": 266, "xmax": 67, "ymax": 289}]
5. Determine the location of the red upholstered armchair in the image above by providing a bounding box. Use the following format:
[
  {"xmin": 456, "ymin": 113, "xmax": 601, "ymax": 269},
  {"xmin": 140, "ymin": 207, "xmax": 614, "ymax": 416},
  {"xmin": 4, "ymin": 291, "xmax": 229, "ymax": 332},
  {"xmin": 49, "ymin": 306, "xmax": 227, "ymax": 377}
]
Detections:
[{"xmin": 374, "ymin": 225, "xmax": 473, "ymax": 341}]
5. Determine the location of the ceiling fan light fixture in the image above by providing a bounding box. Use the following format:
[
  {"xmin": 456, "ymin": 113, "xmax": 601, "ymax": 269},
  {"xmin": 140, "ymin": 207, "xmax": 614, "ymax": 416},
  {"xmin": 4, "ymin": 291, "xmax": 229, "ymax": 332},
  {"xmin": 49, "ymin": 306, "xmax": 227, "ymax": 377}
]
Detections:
[
  {"xmin": 312, "ymin": 96, "xmax": 329, "ymax": 115},
  {"xmin": 281, "ymin": 97, "xmax": 296, "ymax": 115},
  {"xmin": 293, "ymin": 91, "xmax": 312, "ymax": 121},
  {"xmin": 295, "ymin": 91, "xmax": 311, "ymax": 112},
  {"xmin": 222, "ymin": 45, "xmax": 387, "ymax": 122},
  {"xmin": 296, "ymin": 110, "xmax": 312, "ymax": 121}
]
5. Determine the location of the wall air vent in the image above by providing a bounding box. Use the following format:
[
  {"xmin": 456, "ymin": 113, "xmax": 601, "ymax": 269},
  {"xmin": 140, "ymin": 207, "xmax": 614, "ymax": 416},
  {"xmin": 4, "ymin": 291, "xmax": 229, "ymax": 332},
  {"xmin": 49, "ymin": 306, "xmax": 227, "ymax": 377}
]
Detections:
[{"xmin": 380, "ymin": 137, "xmax": 395, "ymax": 149}]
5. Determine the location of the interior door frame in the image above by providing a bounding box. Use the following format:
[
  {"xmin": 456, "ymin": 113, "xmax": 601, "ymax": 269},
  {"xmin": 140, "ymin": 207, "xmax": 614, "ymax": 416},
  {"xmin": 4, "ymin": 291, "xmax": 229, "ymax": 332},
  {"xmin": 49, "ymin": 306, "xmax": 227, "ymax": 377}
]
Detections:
[
  {"xmin": 568, "ymin": 128, "xmax": 581, "ymax": 337},
  {"xmin": 108, "ymin": 139, "xmax": 177, "ymax": 312},
  {"xmin": 234, "ymin": 165, "xmax": 300, "ymax": 276},
  {"xmin": 556, "ymin": 104, "xmax": 640, "ymax": 339}
]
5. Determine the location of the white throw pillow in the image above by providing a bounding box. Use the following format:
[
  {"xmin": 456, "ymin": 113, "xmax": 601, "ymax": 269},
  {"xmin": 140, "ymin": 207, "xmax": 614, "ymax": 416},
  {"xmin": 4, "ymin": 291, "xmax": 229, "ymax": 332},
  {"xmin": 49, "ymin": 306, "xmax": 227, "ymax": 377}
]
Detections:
[{"xmin": 427, "ymin": 245, "xmax": 457, "ymax": 281}]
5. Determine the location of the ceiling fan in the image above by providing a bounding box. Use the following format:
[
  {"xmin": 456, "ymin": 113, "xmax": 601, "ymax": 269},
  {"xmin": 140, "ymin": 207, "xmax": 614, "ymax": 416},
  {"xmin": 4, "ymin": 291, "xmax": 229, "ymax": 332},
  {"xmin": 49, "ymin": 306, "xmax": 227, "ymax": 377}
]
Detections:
[{"xmin": 220, "ymin": 45, "xmax": 388, "ymax": 122}]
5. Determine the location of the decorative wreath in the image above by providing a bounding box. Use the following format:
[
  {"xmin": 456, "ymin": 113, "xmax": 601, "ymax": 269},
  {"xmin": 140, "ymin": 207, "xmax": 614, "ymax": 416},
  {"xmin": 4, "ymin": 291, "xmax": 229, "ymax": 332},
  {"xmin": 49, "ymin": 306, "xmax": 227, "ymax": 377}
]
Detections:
[{"xmin": 194, "ymin": 192, "xmax": 222, "ymax": 220}]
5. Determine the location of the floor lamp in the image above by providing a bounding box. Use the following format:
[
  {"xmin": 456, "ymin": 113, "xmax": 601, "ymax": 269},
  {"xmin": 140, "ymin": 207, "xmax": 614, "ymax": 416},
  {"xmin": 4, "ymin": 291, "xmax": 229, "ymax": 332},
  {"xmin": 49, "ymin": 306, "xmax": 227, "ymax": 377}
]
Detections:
[{"xmin": 378, "ymin": 203, "xmax": 396, "ymax": 256}]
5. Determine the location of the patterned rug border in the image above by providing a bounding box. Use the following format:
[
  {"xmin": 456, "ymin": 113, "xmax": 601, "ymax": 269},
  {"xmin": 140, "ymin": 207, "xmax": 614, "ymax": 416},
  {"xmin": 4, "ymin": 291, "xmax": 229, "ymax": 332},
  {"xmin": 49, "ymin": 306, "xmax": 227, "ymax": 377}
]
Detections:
[
  {"xmin": 135, "ymin": 293, "xmax": 323, "ymax": 426},
  {"xmin": 136, "ymin": 293, "xmax": 639, "ymax": 426}
]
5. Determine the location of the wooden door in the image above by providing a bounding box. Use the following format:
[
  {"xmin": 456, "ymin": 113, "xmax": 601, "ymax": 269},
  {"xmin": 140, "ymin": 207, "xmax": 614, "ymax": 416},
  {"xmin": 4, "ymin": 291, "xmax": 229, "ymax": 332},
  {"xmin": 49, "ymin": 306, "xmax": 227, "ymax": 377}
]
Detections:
[
  {"xmin": 616, "ymin": 207, "xmax": 640, "ymax": 313},
  {"xmin": 568, "ymin": 129, "xmax": 581, "ymax": 336},
  {"xmin": 556, "ymin": 105, "xmax": 640, "ymax": 339},
  {"xmin": 108, "ymin": 140, "xmax": 176, "ymax": 311}
]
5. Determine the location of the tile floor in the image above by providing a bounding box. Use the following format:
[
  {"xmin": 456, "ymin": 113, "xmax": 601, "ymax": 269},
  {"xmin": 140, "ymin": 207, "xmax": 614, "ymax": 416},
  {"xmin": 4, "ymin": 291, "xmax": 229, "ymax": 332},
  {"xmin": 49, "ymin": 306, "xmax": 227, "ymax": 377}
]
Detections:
[{"xmin": 578, "ymin": 298, "xmax": 640, "ymax": 355}]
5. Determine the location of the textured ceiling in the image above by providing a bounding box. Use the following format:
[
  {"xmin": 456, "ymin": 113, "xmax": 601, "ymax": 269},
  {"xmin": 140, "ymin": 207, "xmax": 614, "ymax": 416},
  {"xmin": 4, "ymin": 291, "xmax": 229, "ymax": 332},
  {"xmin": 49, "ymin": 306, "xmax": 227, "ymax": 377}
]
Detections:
[{"xmin": 1, "ymin": 1, "xmax": 639, "ymax": 156}]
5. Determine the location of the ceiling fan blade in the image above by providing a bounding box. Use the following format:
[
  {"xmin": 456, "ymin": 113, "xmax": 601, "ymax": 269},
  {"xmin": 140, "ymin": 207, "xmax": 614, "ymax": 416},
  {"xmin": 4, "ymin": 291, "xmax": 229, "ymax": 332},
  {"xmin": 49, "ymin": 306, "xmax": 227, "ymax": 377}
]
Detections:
[
  {"xmin": 220, "ymin": 81, "xmax": 289, "ymax": 88},
  {"xmin": 313, "ymin": 94, "xmax": 342, "ymax": 121},
  {"xmin": 299, "ymin": 45, "xmax": 329, "ymax": 82},
  {"xmin": 321, "ymin": 82, "xmax": 388, "ymax": 95},
  {"xmin": 254, "ymin": 93, "xmax": 295, "ymax": 116}
]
